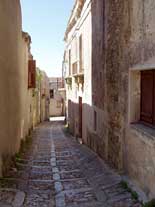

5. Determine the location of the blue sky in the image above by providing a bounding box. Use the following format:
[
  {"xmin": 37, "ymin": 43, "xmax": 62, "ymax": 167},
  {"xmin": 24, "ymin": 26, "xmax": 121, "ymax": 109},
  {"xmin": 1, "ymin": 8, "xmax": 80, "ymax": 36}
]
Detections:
[{"xmin": 20, "ymin": 0, "xmax": 75, "ymax": 77}]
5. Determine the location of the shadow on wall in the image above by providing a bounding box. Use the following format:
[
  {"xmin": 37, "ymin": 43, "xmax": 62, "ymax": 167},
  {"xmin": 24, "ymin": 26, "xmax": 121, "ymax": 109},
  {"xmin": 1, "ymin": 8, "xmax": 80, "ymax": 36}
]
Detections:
[{"xmin": 67, "ymin": 100, "xmax": 111, "ymax": 166}]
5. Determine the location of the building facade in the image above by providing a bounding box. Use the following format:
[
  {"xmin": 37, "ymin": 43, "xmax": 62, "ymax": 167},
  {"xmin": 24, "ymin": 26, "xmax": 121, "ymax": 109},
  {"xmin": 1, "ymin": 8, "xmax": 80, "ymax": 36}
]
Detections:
[
  {"xmin": 40, "ymin": 71, "xmax": 50, "ymax": 122},
  {"xmin": 49, "ymin": 77, "xmax": 66, "ymax": 117},
  {"xmin": 0, "ymin": 0, "xmax": 49, "ymax": 176},
  {"xmin": 0, "ymin": 0, "xmax": 23, "ymax": 176},
  {"xmin": 64, "ymin": 0, "xmax": 91, "ymax": 137},
  {"xmin": 64, "ymin": 0, "xmax": 155, "ymax": 199}
]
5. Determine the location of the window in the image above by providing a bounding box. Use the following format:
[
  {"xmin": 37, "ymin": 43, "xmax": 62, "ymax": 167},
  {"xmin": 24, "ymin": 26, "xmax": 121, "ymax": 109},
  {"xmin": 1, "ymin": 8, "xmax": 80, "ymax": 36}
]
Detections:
[
  {"xmin": 69, "ymin": 49, "xmax": 71, "ymax": 76},
  {"xmin": 140, "ymin": 70, "xmax": 155, "ymax": 125},
  {"xmin": 50, "ymin": 89, "xmax": 54, "ymax": 99},
  {"xmin": 79, "ymin": 34, "xmax": 83, "ymax": 73},
  {"xmin": 71, "ymin": 37, "xmax": 77, "ymax": 63},
  {"xmin": 28, "ymin": 60, "xmax": 36, "ymax": 88},
  {"xmin": 94, "ymin": 110, "xmax": 97, "ymax": 131},
  {"xmin": 72, "ymin": 62, "xmax": 78, "ymax": 75}
]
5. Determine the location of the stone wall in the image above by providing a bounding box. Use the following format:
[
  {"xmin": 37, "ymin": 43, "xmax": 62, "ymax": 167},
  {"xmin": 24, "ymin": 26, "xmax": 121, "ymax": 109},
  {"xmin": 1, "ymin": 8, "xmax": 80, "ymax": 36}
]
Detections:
[
  {"xmin": 0, "ymin": 0, "xmax": 22, "ymax": 175},
  {"xmin": 125, "ymin": 0, "xmax": 155, "ymax": 199},
  {"xmin": 65, "ymin": 0, "xmax": 155, "ymax": 198},
  {"xmin": 90, "ymin": 0, "xmax": 155, "ymax": 198}
]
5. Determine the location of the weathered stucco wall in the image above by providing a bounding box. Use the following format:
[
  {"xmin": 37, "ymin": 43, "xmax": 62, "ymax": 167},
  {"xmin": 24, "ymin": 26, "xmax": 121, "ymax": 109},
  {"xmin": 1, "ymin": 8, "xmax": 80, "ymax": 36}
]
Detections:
[
  {"xmin": 87, "ymin": 0, "xmax": 108, "ymax": 160},
  {"xmin": 20, "ymin": 34, "xmax": 31, "ymax": 140},
  {"xmin": 126, "ymin": 0, "xmax": 155, "ymax": 199},
  {"xmin": 65, "ymin": 0, "xmax": 92, "ymax": 139},
  {"xmin": 0, "ymin": 0, "xmax": 22, "ymax": 175},
  {"xmin": 90, "ymin": 0, "xmax": 155, "ymax": 198},
  {"xmin": 65, "ymin": 0, "xmax": 155, "ymax": 198}
]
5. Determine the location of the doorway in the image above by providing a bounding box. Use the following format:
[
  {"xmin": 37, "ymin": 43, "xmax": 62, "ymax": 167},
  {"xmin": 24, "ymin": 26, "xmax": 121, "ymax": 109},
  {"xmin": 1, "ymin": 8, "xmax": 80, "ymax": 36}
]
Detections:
[{"xmin": 79, "ymin": 97, "xmax": 82, "ymax": 138}]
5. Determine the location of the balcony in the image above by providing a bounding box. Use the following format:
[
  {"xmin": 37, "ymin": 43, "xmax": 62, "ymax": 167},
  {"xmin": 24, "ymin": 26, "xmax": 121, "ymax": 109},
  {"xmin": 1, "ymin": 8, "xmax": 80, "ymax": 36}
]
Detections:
[{"xmin": 65, "ymin": 76, "xmax": 72, "ymax": 88}]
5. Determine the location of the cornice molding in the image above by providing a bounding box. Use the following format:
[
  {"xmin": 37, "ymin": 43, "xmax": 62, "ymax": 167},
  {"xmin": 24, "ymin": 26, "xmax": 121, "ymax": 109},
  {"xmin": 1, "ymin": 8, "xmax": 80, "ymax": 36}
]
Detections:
[{"xmin": 64, "ymin": 0, "xmax": 85, "ymax": 41}]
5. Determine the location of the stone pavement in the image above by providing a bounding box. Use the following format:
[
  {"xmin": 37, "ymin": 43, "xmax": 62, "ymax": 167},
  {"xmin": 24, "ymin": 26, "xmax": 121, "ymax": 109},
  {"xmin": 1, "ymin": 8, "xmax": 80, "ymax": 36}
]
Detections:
[{"xmin": 0, "ymin": 121, "xmax": 142, "ymax": 207}]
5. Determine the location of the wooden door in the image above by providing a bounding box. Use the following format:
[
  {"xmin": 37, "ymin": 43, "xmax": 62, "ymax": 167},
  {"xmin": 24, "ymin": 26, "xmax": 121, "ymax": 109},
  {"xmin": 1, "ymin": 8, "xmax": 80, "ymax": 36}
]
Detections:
[{"xmin": 79, "ymin": 97, "xmax": 82, "ymax": 138}]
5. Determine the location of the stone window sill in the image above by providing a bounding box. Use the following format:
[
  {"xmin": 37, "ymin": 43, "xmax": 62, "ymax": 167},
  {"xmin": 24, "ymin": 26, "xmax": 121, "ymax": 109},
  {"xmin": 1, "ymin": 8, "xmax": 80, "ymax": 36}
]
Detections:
[{"xmin": 130, "ymin": 122, "xmax": 155, "ymax": 142}]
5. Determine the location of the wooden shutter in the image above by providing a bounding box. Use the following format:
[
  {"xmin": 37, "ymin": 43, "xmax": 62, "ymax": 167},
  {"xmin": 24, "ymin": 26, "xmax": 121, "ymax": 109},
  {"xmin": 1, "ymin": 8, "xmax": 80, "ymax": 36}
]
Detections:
[
  {"xmin": 69, "ymin": 50, "xmax": 71, "ymax": 76},
  {"xmin": 31, "ymin": 60, "xmax": 36, "ymax": 88},
  {"xmin": 79, "ymin": 35, "xmax": 83, "ymax": 73},
  {"xmin": 28, "ymin": 60, "xmax": 32, "ymax": 88},
  {"xmin": 28, "ymin": 60, "xmax": 36, "ymax": 88},
  {"xmin": 141, "ymin": 70, "xmax": 153, "ymax": 124}
]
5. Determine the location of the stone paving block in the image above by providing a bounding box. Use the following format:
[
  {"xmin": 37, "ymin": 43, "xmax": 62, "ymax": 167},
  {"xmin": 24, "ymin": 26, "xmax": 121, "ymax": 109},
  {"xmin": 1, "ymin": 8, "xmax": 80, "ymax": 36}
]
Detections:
[
  {"xmin": 56, "ymin": 160, "xmax": 76, "ymax": 167},
  {"xmin": 64, "ymin": 188, "xmax": 98, "ymax": 205},
  {"xmin": 24, "ymin": 192, "xmax": 55, "ymax": 207},
  {"xmin": 28, "ymin": 180, "xmax": 54, "ymax": 192},
  {"xmin": 32, "ymin": 161, "xmax": 51, "ymax": 167},
  {"xmin": 31, "ymin": 166, "xmax": 52, "ymax": 173},
  {"xmin": 12, "ymin": 191, "xmax": 25, "ymax": 207},
  {"xmin": 29, "ymin": 171, "xmax": 53, "ymax": 180},
  {"xmin": 55, "ymin": 181, "xmax": 63, "ymax": 193},
  {"xmin": 55, "ymin": 193, "xmax": 66, "ymax": 207},
  {"xmin": 62, "ymin": 179, "xmax": 90, "ymax": 190},
  {"xmin": 60, "ymin": 170, "xmax": 84, "ymax": 180},
  {"xmin": 58, "ymin": 165, "xmax": 80, "ymax": 172},
  {"xmin": 0, "ymin": 189, "xmax": 25, "ymax": 207}
]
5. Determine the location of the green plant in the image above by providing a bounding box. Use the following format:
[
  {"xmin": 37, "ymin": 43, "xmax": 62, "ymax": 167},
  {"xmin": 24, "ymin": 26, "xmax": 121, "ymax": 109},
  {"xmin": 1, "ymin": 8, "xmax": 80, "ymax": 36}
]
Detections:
[
  {"xmin": 120, "ymin": 180, "xmax": 128, "ymax": 189},
  {"xmin": 131, "ymin": 191, "xmax": 138, "ymax": 200},
  {"xmin": 143, "ymin": 199, "xmax": 155, "ymax": 207},
  {"xmin": 0, "ymin": 178, "xmax": 16, "ymax": 188},
  {"xmin": 14, "ymin": 135, "xmax": 32, "ymax": 163},
  {"xmin": 120, "ymin": 180, "xmax": 139, "ymax": 201}
]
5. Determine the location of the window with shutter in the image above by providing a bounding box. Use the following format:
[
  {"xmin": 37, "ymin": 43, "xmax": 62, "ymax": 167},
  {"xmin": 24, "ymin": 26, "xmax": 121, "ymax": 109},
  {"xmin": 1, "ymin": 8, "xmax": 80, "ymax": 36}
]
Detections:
[
  {"xmin": 69, "ymin": 49, "xmax": 71, "ymax": 76},
  {"xmin": 28, "ymin": 60, "xmax": 36, "ymax": 89},
  {"xmin": 79, "ymin": 35, "xmax": 83, "ymax": 73},
  {"xmin": 28, "ymin": 60, "xmax": 32, "ymax": 88},
  {"xmin": 140, "ymin": 70, "xmax": 154, "ymax": 124}
]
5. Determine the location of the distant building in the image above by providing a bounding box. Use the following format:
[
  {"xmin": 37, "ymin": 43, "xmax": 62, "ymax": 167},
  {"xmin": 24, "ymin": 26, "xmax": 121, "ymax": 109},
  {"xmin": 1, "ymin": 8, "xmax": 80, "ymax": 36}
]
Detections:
[{"xmin": 49, "ymin": 77, "xmax": 66, "ymax": 117}]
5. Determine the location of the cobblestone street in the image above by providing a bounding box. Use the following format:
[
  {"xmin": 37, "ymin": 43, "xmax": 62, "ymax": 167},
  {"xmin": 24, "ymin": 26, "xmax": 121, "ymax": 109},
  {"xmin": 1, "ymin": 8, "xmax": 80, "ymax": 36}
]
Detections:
[{"xmin": 0, "ymin": 120, "xmax": 142, "ymax": 207}]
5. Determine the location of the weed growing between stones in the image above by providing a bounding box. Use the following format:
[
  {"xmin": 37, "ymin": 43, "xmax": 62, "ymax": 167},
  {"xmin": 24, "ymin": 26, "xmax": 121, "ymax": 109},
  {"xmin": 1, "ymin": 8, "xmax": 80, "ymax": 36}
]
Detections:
[
  {"xmin": 142, "ymin": 199, "xmax": 155, "ymax": 207},
  {"xmin": 120, "ymin": 181, "xmax": 155, "ymax": 206},
  {"xmin": 120, "ymin": 181, "xmax": 139, "ymax": 200},
  {"xmin": 0, "ymin": 178, "xmax": 10, "ymax": 188},
  {"xmin": 15, "ymin": 135, "xmax": 32, "ymax": 160},
  {"xmin": 0, "ymin": 134, "xmax": 32, "ymax": 179}
]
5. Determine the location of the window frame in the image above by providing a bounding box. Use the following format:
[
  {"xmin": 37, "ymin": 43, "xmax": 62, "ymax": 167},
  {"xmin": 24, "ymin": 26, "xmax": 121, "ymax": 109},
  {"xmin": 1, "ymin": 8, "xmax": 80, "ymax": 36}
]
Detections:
[
  {"xmin": 140, "ymin": 70, "xmax": 155, "ymax": 126},
  {"xmin": 50, "ymin": 89, "xmax": 54, "ymax": 99}
]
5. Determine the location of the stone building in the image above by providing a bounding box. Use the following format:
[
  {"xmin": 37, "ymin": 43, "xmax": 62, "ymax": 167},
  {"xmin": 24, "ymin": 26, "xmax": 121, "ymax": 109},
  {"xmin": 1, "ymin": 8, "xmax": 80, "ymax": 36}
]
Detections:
[
  {"xmin": 49, "ymin": 77, "xmax": 66, "ymax": 117},
  {"xmin": 64, "ymin": 0, "xmax": 91, "ymax": 137},
  {"xmin": 21, "ymin": 32, "xmax": 38, "ymax": 137},
  {"xmin": 0, "ymin": 0, "xmax": 49, "ymax": 176},
  {"xmin": 0, "ymin": 0, "xmax": 23, "ymax": 176},
  {"xmin": 64, "ymin": 0, "xmax": 155, "ymax": 199}
]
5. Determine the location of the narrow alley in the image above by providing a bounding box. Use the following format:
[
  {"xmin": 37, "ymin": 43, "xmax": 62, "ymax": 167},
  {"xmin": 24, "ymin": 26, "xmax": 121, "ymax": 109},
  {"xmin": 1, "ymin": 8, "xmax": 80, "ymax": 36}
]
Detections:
[
  {"xmin": 1, "ymin": 0, "xmax": 155, "ymax": 206},
  {"xmin": 0, "ymin": 120, "xmax": 141, "ymax": 207}
]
